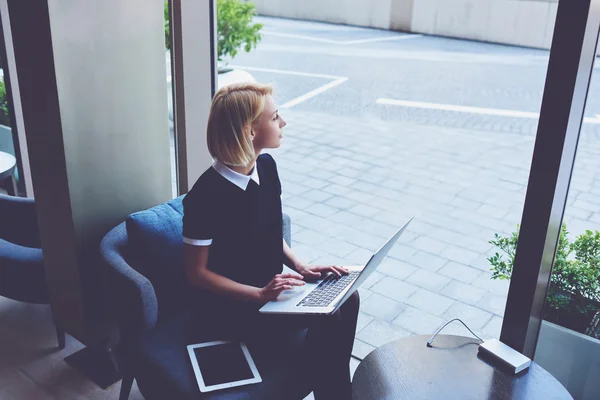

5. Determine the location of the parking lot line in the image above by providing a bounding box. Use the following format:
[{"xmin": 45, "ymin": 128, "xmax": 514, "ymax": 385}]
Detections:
[
  {"xmin": 262, "ymin": 31, "xmax": 422, "ymax": 45},
  {"xmin": 377, "ymin": 98, "xmax": 600, "ymax": 124},
  {"xmin": 228, "ymin": 65, "xmax": 344, "ymax": 80},
  {"xmin": 281, "ymin": 77, "xmax": 348, "ymax": 108},
  {"xmin": 229, "ymin": 65, "xmax": 349, "ymax": 109}
]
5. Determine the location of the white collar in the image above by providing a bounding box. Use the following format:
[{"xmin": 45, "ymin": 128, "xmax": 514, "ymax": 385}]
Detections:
[{"xmin": 212, "ymin": 159, "xmax": 260, "ymax": 191}]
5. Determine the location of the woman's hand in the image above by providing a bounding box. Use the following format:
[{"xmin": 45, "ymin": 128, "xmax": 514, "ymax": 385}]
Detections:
[
  {"xmin": 296, "ymin": 263, "xmax": 349, "ymax": 282},
  {"xmin": 259, "ymin": 273, "xmax": 305, "ymax": 302}
]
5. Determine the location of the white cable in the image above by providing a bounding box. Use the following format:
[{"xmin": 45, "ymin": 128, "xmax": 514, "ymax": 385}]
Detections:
[{"xmin": 426, "ymin": 318, "xmax": 483, "ymax": 347}]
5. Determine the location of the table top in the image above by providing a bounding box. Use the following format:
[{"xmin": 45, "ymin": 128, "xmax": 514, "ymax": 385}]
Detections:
[
  {"xmin": 352, "ymin": 335, "xmax": 572, "ymax": 400},
  {"xmin": 0, "ymin": 151, "xmax": 16, "ymax": 179}
]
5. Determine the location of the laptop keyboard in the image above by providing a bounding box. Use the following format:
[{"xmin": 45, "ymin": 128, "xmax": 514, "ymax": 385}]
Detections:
[{"xmin": 297, "ymin": 271, "xmax": 360, "ymax": 308}]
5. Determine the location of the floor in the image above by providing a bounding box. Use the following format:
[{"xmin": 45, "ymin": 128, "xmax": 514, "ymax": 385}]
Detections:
[{"xmin": 0, "ymin": 296, "xmax": 359, "ymax": 399}]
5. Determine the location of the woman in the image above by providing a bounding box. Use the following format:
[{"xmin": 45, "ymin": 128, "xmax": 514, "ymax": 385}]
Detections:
[{"xmin": 183, "ymin": 82, "xmax": 359, "ymax": 399}]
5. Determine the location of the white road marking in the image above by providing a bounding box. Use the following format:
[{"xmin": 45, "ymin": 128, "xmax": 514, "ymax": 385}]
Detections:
[
  {"xmin": 228, "ymin": 65, "xmax": 343, "ymax": 80},
  {"xmin": 281, "ymin": 77, "xmax": 348, "ymax": 109},
  {"xmin": 377, "ymin": 98, "xmax": 600, "ymax": 124},
  {"xmin": 229, "ymin": 65, "xmax": 348, "ymax": 109},
  {"xmin": 342, "ymin": 34, "xmax": 424, "ymax": 45},
  {"xmin": 261, "ymin": 31, "xmax": 422, "ymax": 45}
]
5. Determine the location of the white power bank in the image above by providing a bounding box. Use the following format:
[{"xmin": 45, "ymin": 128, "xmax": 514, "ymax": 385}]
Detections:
[{"xmin": 478, "ymin": 338, "xmax": 531, "ymax": 374}]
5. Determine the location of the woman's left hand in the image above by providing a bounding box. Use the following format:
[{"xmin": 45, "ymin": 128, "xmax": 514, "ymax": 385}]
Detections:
[{"xmin": 296, "ymin": 263, "xmax": 349, "ymax": 281}]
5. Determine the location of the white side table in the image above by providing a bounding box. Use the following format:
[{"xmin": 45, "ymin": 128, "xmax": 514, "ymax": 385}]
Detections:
[{"xmin": 0, "ymin": 151, "xmax": 17, "ymax": 195}]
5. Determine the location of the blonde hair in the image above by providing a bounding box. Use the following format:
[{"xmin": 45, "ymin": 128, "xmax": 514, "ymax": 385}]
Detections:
[{"xmin": 207, "ymin": 82, "xmax": 273, "ymax": 167}]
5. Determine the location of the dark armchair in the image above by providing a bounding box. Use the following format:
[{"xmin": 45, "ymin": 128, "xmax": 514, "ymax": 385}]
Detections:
[
  {"xmin": 0, "ymin": 193, "xmax": 65, "ymax": 349},
  {"xmin": 101, "ymin": 196, "xmax": 312, "ymax": 400}
]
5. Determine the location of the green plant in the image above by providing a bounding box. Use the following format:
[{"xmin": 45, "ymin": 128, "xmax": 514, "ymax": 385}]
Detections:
[
  {"xmin": 164, "ymin": 0, "xmax": 263, "ymax": 64},
  {"xmin": 0, "ymin": 75, "xmax": 10, "ymax": 126},
  {"xmin": 164, "ymin": 2, "xmax": 170, "ymax": 50},
  {"xmin": 489, "ymin": 225, "xmax": 600, "ymax": 331},
  {"xmin": 216, "ymin": 0, "xmax": 262, "ymax": 63}
]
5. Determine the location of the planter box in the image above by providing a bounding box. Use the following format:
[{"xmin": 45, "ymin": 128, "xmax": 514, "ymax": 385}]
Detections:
[{"xmin": 535, "ymin": 320, "xmax": 600, "ymax": 399}]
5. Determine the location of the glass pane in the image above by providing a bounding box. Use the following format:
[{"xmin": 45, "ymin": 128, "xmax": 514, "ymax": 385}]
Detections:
[
  {"xmin": 0, "ymin": 40, "xmax": 20, "ymax": 196},
  {"xmin": 533, "ymin": 42, "xmax": 600, "ymax": 400},
  {"xmin": 221, "ymin": 3, "xmax": 554, "ymax": 360},
  {"xmin": 164, "ymin": 1, "xmax": 177, "ymax": 197}
]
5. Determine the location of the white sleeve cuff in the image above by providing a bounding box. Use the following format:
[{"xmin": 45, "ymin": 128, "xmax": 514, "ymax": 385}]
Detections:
[{"xmin": 183, "ymin": 236, "xmax": 213, "ymax": 246}]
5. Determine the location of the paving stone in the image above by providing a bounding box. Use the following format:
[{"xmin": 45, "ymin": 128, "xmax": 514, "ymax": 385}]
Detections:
[
  {"xmin": 356, "ymin": 320, "xmax": 412, "ymax": 348},
  {"xmin": 392, "ymin": 306, "xmax": 445, "ymax": 335},
  {"xmin": 315, "ymin": 238, "xmax": 358, "ymax": 258},
  {"xmin": 293, "ymin": 229, "xmax": 331, "ymax": 247},
  {"xmin": 440, "ymin": 280, "xmax": 487, "ymax": 305},
  {"xmin": 358, "ymin": 287, "xmax": 374, "ymax": 302},
  {"xmin": 323, "ymin": 196, "xmax": 358, "ymax": 210},
  {"xmin": 285, "ymin": 196, "xmax": 316, "ymax": 210},
  {"xmin": 387, "ymin": 244, "xmax": 418, "ymax": 261},
  {"xmin": 442, "ymin": 302, "xmax": 493, "ymax": 330},
  {"xmin": 360, "ymin": 293, "xmax": 407, "ymax": 322},
  {"xmin": 345, "ymin": 247, "xmax": 374, "ymax": 265},
  {"xmin": 290, "ymin": 243, "xmax": 323, "ymax": 264},
  {"xmin": 439, "ymin": 245, "xmax": 480, "ymax": 265},
  {"xmin": 283, "ymin": 207, "xmax": 311, "ymax": 224},
  {"xmin": 284, "ymin": 183, "xmax": 312, "ymax": 196},
  {"xmin": 404, "ymin": 289, "xmax": 455, "ymax": 316},
  {"xmin": 329, "ymin": 175, "xmax": 357, "ymax": 186},
  {"xmin": 304, "ymin": 203, "xmax": 339, "ymax": 218},
  {"xmin": 303, "ymin": 179, "xmax": 330, "ymax": 190},
  {"xmin": 303, "ymin": 189, "xmax": 333, "ymax": 203},
  {"xmin": 348, "ymin": 204, "xmax": 381, "ymax": 218},
  {"xmin": 360, "ymin": 271, "xmax": 385, "ymax": 290},
  {"xmin": 295, "ymin": 214, "xmax": 336, "ymax": 231},
  {"xmin": 406, "ymin": 269, "xmax": 452, "ymax": 292},
  {"xmin": 476, "ymin": 292, "xmax": 507, "ymax": 317},
  {"xmin": 327, "ymin": 210, "xmax": 364, "ymax": 225},
  {"xmin": 481, "ymin": 316, "xmax": 503, "ymax": 339},
  {"xmin": 370, "ymin": 276, "xmax": 419, "ymax": 302},
  {"xmin": 352, "ymin": 339, "xmax": 376, "ymax": 360},
  {"xmin": 411, "ymin": 236, "xmax": 449, "ymax": 254},
  {"xmin": 377, "ymin": 258, "xmax": 418, "ymax": 280},
  {"xmin": 322, "ymin": 184, "xmax": 353, "ymax": 196},
  {"xmin": 310, "ymin": 254, "xmax": 349, "ymax": 266},
  {"xmin": 359, "ymin": 220, "xmax": 400, "ymax": 239},
  {"xmin": 437, "ymin": 261, "xmax": 482, "ymax": 284},
  {"xmin": 404, "ymin": 251, "xmax": 448, "ymax": 272},
  {"xmin": 471, "ymin": 272, "xmax": 510, "ymax": 296},
  {"xmin": 356, "ymin": 312, "xmax": 374, "ymax": 333}
]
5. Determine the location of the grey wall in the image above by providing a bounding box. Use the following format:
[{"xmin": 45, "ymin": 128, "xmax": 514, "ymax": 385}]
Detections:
[{"xmin": 8, "ymin": 0, "xmax": 172, "ymax": 342}]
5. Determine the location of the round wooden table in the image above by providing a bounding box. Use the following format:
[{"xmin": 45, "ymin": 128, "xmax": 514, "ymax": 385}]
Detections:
[
  {"xmin": 0, "ymin": 151, "xmax": 17, "ymax": 195},
  {"xmin": 352, "ymin": 335, "xmax": 572, "ymax": 400}
]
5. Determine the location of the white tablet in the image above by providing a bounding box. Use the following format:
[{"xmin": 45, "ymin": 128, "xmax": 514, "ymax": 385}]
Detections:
[{"xmin": 187, "ymin": 340, "xmax": 262, "ymax": 393}]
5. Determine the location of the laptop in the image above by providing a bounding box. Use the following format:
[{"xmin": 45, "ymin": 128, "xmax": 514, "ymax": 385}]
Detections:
[{"xmin": 259, "ymin": 217, "xmax": 413, "ymax": 315}]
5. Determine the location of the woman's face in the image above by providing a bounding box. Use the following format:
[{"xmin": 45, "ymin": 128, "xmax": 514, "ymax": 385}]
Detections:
[{"xmin": 251, "ymin": 95, "xmax": 287, "ymax": 150}]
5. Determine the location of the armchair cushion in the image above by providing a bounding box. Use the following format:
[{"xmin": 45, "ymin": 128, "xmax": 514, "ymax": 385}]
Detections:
[{"xmin": 125, "ymin": 196, "xmax": 187, "ymax": 317}]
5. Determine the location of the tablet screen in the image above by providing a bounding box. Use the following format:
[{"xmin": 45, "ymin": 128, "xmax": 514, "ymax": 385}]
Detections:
[{"xmin": 193, "ymin": 342, "xmax": 255, "ymax": 386}]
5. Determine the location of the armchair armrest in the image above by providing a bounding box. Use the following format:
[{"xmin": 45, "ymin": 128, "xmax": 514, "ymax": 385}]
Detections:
[{"xmin": 100, "ymin": 222, "xmax": 158, "ymax": 344}]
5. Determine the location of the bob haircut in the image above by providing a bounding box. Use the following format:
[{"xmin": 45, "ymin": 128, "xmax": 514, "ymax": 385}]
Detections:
[{"xmin": 207, "ymin": 82, "xmax": 273, "ymax": 167}]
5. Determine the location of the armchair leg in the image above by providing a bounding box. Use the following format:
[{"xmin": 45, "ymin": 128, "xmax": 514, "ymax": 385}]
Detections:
[
  {"xmin": 119, "ymin": 373, "xmax": 134, "ymax": 400},
  {"xmin": 56, "ymin": 326, "xmax": 66, "ymax": 350}
]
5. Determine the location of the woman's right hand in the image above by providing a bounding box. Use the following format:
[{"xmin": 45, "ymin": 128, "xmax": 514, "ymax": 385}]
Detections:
[{"xmin": 259, "ymin": 273, "xmax": 305, "ymax": 302}]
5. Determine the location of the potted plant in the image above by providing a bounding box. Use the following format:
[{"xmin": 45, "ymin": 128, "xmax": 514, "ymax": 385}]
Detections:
[
  {"xmin": 164, "ymin": 0, "xmax": 263, "ymax": 123},
  {"xmin": 489, "ymin": 224, "xmax": 600, "ymax": 336},
  {"xmin": 164, "ymin": 0, "xmax": 262, "ymax": 83},
  {"xmin": 0, "ymin": 73, "xmax": 15, "ymax": 156}
]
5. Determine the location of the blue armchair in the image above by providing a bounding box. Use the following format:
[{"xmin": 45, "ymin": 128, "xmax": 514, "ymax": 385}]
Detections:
[
  {"xmin": 100, "ymin": 196, "xmax": 312, "ymax": 400},
  {"xmin": 0, "ymin": 193, "xmax": 65, "ymax": 348}
]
